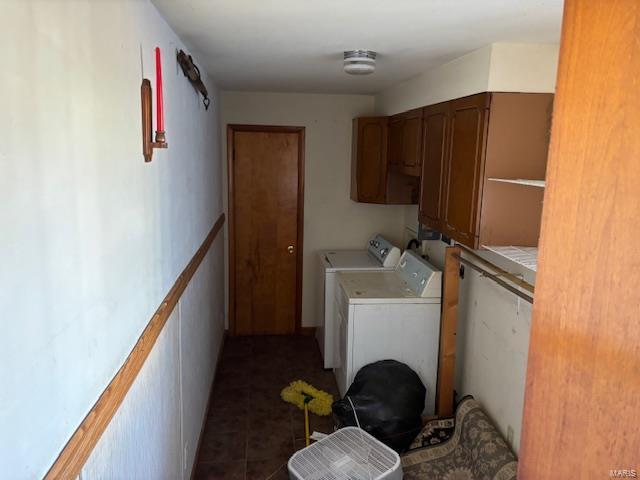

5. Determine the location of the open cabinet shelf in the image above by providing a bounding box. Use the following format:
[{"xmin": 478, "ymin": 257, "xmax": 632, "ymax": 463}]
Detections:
[
  {"xmin": 482, "ymin": 245, "xmax": 539, "ymax": 271},
  {"xmin": 487, "ymin": 178, "xmax": 546, "ymax": 188}
]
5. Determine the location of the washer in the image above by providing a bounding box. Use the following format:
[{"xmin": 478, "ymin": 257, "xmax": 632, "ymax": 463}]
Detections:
[
  {"xmin": 334, "ymin": 250, "xmax": 442, "ymax": 415},
  {"xmin": 316, "ymin": 234, "xmax": 401, "ymax": 369}
]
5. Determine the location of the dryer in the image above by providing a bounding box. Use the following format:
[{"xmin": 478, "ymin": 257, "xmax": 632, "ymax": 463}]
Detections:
[
  {"xmin": 334, "ymin": 250, "xmax": 442, "ymax": 415},
  {"xmin": 316, "ymin": 234, "xmax": 401, "ymax": 369}
]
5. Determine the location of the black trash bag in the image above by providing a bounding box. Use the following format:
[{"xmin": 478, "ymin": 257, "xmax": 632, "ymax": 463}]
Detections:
[{"xmin": 332, "ymin": 359, "xmax": 426, "ymax": 452}]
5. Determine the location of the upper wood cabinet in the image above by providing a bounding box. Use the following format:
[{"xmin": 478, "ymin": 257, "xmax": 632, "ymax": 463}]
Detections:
[
  {"xmin": 400, "ymin": 109, "xmax": 424, "ymax": 176},
  {"xmin": 388, "ymin": 109, "xmax": 423, "ymax": 176},
  {"xmin": 351, "ymin": 117, "xmax": 387, "ymax": 203},
  {"xmin": 442, "ymin": 93, "xmax": 491, "ymax": 245},
  {"xmin": 419, "ymin": 101, "xmax": 450, "ymax": 230},
  {"xmin": 351, "ymin": 117, "xmax": 418, "ymax": 204},
  {"xmin": 388, "ymin": 116, "xmax": 403, "ymax": 167},
  {"xmin": 419, "ymin": 92, "xmax": 554, "ymax": 248}
]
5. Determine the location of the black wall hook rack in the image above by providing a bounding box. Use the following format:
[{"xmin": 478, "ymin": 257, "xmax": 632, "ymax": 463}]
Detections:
[{"xmin": 177, "ymin": 49, "xmax": 211, "ymax": 110}]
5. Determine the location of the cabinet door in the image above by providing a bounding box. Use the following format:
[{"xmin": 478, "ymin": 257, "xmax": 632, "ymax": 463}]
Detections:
[
  {"xmin": 442, "ymin": 93, "xmax": 490, "ymax": 246},
  {"xmin": 419, "ymin": 102, "xmax": 450, "ymax": 230},
  {"xmin": 388, "ymin": 116, "xmax": 403, "ymax": 166},
  {"xmin": 352, "ymin": 117, "xmax": 388, "ymax": 203},
  {"xmin": 400, "ymin": 109, "xmax": 423, "ymax": 175}
]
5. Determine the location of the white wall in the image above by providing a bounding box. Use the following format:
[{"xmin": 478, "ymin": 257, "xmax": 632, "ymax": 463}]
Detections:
[
  {"xmin": 488, "ymin": 43, "xmax": 560, "ymax": 92},
  {"xmin": 82, "ymin": 309, "xmax": 183, "ymax": 480},
  {"xmin": 375, "ymin": 43, "xmax": 559, "ymax": 116},
  {"xmin": 0, "ymin": 1, "xmax": 224, "ymax": 478},
  {"xmin": 220, "ymin": 91, "xmax": 406, "ymax": 328},
  {"xmin": 376, "ymin": 43, "xmax": 558, "ymax": 454},
  {"xmin": 421, "ymin": 239, "xmax": 535, "ymax": 453},
  {"xmin": 82, "ymin": 238, "xmax": 225, "ymax": 480},
  {"xmin": 375, "ymin": 45, "xmax": 493, "ymax": 116}
]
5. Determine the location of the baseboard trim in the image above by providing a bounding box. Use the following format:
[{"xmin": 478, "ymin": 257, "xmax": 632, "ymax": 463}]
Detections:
[
  {"xmin": 299, "ymin": 326, "xmax": 317, "ymax": 336},
  {"xmin": 189, "ymin": 330, "xmax": 227, "ymax": 480},
  {"xmin": 45, "ymin": 213, "xmax": 225, "ymax": 480}
]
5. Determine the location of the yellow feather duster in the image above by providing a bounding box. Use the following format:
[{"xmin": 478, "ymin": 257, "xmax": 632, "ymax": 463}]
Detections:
[{"xmin": 281, "ymin": 380, "xmax": 333, "ymax": 416}]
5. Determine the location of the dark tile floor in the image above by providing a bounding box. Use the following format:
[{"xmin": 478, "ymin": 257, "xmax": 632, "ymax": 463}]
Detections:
[{"xmin": 193, "ymin": 335, "xmax": 340, "ymax": 480}]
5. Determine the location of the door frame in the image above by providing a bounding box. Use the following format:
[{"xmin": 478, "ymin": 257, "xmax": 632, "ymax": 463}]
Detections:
[{"xmin": 227, "ymin": 124, "xmax": 305, "ymax": 336}]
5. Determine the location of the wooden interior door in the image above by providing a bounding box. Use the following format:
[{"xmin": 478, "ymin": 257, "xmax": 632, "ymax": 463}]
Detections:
[
  {"xmin": 442, "ymin": 93, "xmax": 489, "ymax": 246},
  {"xmin": 519, "ymin": 0, "xmax": 640, "ymax": 476},
  {"xmin": 419, "ymin": 102, "xmax": 450, "ymax": 230},
  {"xmin": 228, "ymin": 126, "xmax": 304, "ymax": 336}
]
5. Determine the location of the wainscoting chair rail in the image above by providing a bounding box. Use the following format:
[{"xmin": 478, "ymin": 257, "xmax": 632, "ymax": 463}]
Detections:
[{"xmin": 44, "ymin": 213, "xmax": 225, "ymax": 480}]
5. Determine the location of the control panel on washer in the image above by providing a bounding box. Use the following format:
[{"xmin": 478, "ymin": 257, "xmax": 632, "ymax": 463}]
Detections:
[
  {"xmin": 396, "ymin": 250, "xmax": 442, "ymax": 298},
  {"xmin": 367, "ymin": 234, "xmax": 401, "ymax": 267}
]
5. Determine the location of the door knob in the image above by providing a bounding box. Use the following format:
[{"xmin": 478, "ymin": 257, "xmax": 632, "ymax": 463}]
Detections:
[{"xmin": 288, "ymin": 245, "xmax": 295, "ymax": 254}]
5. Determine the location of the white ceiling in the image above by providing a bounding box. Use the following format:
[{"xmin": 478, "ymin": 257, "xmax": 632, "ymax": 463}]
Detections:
[{"xmin": 153, "ymin": 0, "xmax": 563, "ymax": 95}]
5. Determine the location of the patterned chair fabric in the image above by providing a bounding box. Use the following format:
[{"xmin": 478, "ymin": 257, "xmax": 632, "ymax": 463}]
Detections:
[{"xmin": 401, "ymin": 397, "xmax": 518, "ymax": 480}]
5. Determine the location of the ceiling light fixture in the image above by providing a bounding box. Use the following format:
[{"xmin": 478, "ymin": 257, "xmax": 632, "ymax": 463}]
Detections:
[{"xmin": 344, "ymin": 50, "xmax": 376, "ymax": 75}]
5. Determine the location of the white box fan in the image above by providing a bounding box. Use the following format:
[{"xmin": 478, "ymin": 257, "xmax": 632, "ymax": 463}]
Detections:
[{"xmin": 288, "ymin": 427, "xmax": 402, "ymax": 480}]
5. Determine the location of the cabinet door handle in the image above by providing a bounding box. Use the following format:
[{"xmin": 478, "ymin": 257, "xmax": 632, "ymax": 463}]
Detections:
[{"xmin": 287, "ymin": 245, "xmax": 295, "ymax": 254}]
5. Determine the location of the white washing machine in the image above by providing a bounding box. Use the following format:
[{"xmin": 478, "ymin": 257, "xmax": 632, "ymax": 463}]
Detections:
[
  {"xmin": 316, "ymin": 234, "xmax": 401, "ymax": 369},
  {"xmin": 334, "ymin": 250, "xmax": 442, "ymax": 415}
]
